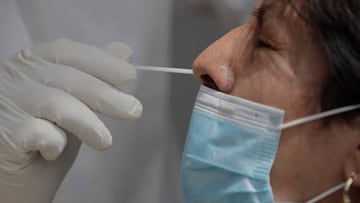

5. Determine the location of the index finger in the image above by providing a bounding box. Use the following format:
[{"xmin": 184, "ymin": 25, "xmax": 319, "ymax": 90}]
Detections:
[{"xmin": 27, "ymin": 39, "xmax": 136, "ymax": 86}]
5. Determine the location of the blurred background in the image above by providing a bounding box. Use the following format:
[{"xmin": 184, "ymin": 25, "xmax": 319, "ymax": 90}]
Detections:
[{"xmin": 0, "ymin": 0, "xmax": 255, "ymax": 202}]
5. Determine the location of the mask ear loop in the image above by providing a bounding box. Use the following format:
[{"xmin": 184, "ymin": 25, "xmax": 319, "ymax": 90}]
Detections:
[
  {"xmin": 275, "ymin": 182, "xmax": 346, "ymax": 203},
  {"xmin": 304, "ymin": 182, "xmax": 346, "ymax": 203},
  {"xmin": 277, "ymin": 104, "xmax": 360, "ymax": 202},
  {"xmin": 279, "ymin": 104, "xmax": 360, "ymax": 130},
  {"xmin": 343, "ymin": 174, "xmax": 358, "ymax": 203}
]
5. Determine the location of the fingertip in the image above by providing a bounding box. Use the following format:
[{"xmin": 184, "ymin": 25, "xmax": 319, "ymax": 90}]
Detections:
[
  {"xmin": 104, "ymin": 41, "xmax": 134, "ymax": 62},
  {"xmin": 122, "ymin": 62, "xmax": 137, "ymax": 82},
  {"xmin": 38, "ymin": 126, "xmax": 67, "ymax": 161},
  {"xmin": 101, "ymin": 133, "xmax": 112, "ymax": 150},
  {"xmin": 21, "ymin": 119, "xmax": 67, "ymax": 161},
  {"xmin": 40, "ymin": 142, "xmax": 65, "ymax": 161},
  {"xmin": 78, "ymin": 123, "xmax": 112, "ymax": 150},
  {"xmin": 127, "ymin": 98, "xmax": 143, "ymax": 120},
  {"xmin": 96, "ymin": 128, "xmax": 112, "ymax": 150},
  {"xmin": 102, "ymin": 58, "xmax": 137, "ymax": 86},
  {"xmin": 97, "ymin": 90, "xmax": 143, "ymax": 121}
]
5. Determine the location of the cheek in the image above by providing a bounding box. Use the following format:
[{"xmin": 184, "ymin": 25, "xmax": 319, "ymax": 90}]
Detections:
[
  {"xmin": 230, "ymin": 50, "xmax": 298, "ymax": 109},
  {"xmin": 230, "ymin": 49, "xmax": 324, "ymax": 123}
]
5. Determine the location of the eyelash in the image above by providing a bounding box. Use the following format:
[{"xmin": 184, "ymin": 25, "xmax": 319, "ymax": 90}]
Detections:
[{"xmin": 256, "ymin": 39, "xmax": 274, "ymax": 50}]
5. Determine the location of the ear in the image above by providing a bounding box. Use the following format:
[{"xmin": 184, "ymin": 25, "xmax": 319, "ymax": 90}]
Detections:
[
  {"xmin": 344, "ymin": 132, "xmax": 360, "ymax": 187},
  {"xmin": 342, "ymin": 118, "xmax": 360, "ymax": 203}
]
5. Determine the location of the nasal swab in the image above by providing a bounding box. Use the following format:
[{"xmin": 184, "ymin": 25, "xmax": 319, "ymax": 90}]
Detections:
[{"xmin": 136, "ymin": 65, "xmax": 193, "ymax": 75}]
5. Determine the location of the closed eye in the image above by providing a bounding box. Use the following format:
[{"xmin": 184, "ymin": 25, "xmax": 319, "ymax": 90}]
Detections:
[{"xmin": 257, "ymin": 39, "xmax": 274, "ymax": 49}]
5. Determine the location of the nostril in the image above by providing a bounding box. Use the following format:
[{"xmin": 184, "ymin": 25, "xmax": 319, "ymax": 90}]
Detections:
[{"xmin": 201, "ymin": 74, "xmax": 219, "ymax": 91}]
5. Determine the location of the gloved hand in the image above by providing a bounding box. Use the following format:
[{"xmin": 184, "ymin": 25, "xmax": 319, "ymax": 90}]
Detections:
[{"xmin": 0, "ymin": 39, "xmax": 142, "ymax": 203}]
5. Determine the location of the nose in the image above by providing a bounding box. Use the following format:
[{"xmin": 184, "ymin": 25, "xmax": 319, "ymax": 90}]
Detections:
[{"xmin": 192, "ymin": 26, "xmax": 252, "ymax": 93}]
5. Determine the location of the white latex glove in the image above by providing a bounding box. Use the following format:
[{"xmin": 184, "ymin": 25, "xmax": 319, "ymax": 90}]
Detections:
[{"xmin": 0, "ymin": 39, "xmax": 142, "ymax": 203}]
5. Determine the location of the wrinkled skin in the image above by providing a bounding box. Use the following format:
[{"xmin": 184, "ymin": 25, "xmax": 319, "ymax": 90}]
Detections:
[{"xmin": 192, "ymin": 0, "xmax": 360, "ymax": 202}]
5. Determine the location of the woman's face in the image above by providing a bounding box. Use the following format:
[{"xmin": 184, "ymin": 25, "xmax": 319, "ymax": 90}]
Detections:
[{"xmin": 193, "ymin": 0, "xmax": 357, "ymax": 201}]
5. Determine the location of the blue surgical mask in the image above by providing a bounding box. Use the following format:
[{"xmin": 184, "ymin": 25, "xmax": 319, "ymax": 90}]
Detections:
[{"xmin": 181, "ymin": 85, "xmax": 360, "ymax": 203}]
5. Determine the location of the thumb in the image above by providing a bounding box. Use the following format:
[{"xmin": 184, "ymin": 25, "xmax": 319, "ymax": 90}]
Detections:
[
  {"xmin": 18, "ymin": 118, "xmax": 67, "ymax": 161},
  {"xmin": 104, "ymin": 41, "xmax": 133, "ymax": 62}
]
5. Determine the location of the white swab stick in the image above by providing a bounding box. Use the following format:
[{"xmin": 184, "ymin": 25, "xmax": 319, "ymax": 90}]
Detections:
[{"xmin": 136, "ymin": 65, "xmax": 193, "ymax": 75}]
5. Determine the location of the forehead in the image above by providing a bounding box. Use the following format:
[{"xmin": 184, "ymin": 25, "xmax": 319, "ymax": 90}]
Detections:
[
  {"xmin": 257, "ymin": 0, "xmax": 307, "ymax": 20},
  {"xmin": 255, "ymin": 0, "xmax": 312, "ymax": 35}
]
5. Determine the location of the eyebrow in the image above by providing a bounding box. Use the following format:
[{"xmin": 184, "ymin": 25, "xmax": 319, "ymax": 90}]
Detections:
[{"xmin": 252, "ymin": 3, "xmax": 272, "ymax": 25}]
